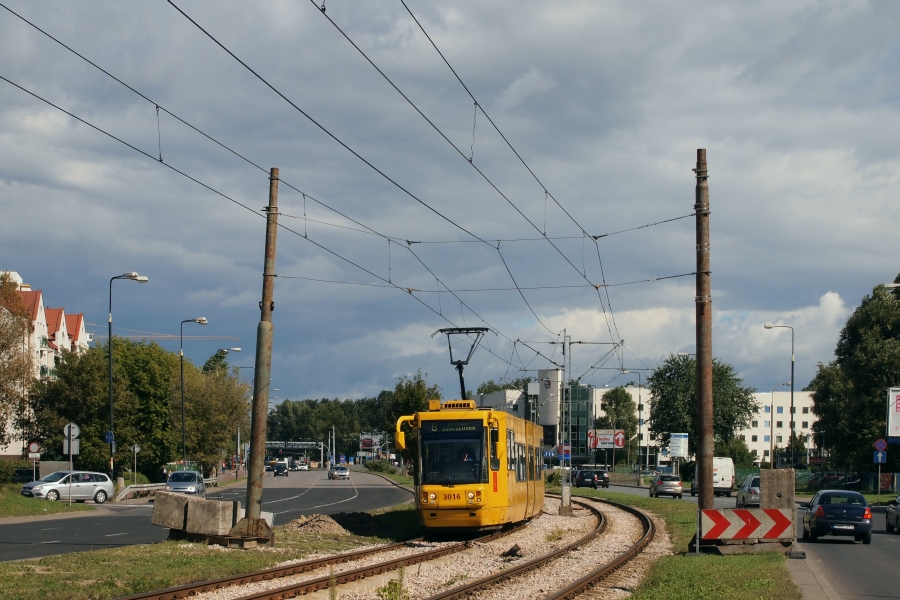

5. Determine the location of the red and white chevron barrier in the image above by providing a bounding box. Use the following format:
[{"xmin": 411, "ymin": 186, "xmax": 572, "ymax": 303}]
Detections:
[{"xmin": 700, "ymin": 508, "xmax": 793, "ymax": 540}]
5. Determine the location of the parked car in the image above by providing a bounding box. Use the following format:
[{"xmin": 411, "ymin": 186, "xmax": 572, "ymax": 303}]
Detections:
[
  {"xmin": 650, "ymin": 474, "xmax": 683, "ymax": 499},
  {"xmin": 885, "ymin": 495, "xmax": 900, "ymax": 533},
  {"xmin": 274, "ymin": 462, "xmax": 289, "ymax": 477},
  {"xmin": 574, "ymin": 470, "xmax": 609, "ymax": 489},
  {"xmin": 165, "ymin": 470, "xmax": 207, "ymax": 498},
  {"xmin": 328, "ymin": 465, "xmax": 350, "ymax": 480},
  {"xmin": 801, "ymin": 489, "xmax": 872, "ymax": 544},
  {"xmin": 20, "ymin": 470, "xmax": 114, "ymax": 504}
]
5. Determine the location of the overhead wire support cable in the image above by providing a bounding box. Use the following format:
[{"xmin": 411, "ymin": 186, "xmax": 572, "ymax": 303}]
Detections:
[{"xmin": 0, "ymin": 73, "xmax": 541, "ymax": 376}]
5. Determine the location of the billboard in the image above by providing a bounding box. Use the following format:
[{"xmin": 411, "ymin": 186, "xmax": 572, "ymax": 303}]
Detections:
[
  {"xmin": 888, "ymin": 388, "xmax": 900, "ymax": 439},
  {"xmin": 360, "ymin": 433, "xmax": 384, "ymax": 451},
  {"xmin": 669, "ymin": 433, "xmax": 689, "ymax": 458},
  {"xmin": 588, "ymin": 429, "xmax": 623, "ymax": 449}
]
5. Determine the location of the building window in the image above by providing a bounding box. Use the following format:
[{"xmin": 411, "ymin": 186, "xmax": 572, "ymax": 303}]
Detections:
[
  {"xmin": 802, "ymin": 421, "xmax": 809, "ymax": 428},
  {"xmin": 752, "ymin": 420, "xmax": 758, "ymax": 428},
  {"xmin": 764, "ymin": 406, "xmax": 771, "ymax": 413},
  {"xmin": 751, "ymin": 435, "xmax": 758, "ymax": 442},
  {"xmin": 638, "ymin": 404, "xmax": 644, "ymax": 411},
  {"xmin": 513, "ymin": 404, "xmax": 518, "ymax": 411},
  {"xmin": 790, "ymin": 407, "xmax": 796, "ymax": 413},
  {"xmin": 776, "ymin": 421, "xmax": 783, "ymax": 428},
  {"xmin": 639, "ymin": 433, "xmax": 644, "ymax": 440},
  {"xmin": 740, "ymin": 435, "xmax": 746, "ymax": 441},
  {"xmin": 802, "ymin": 407, "xmax": 809, "ymax": 414},
  {"xmin": 776, "ymin": 436, "xmax": 783, "ymax": 443},
  {"xmin": 764, "ymin": 435, "xmax": 770, "ymax": 442},
  {"xmin": 764, "ymin": 450, "xmax": 770, "ymax": 457},
  {"xmin": 776, "ymin": 406, "xmax": 783, "ymax": 414},
  {"xmin": 764, "ymin": 421, "xmax": 770, "ymax": 428}
]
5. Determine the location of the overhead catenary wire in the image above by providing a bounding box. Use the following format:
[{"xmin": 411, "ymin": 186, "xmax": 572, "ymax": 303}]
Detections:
[
  {"xmin": 166, "ymin": 0, "xmax": 559, "ymax": 335},
  {"xmin": 0, "ymin": 73, "xmax": 566, "ymax": 376}
]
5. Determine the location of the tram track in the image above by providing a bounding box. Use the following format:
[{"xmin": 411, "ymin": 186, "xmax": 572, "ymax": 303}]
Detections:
[
  {"xmin": 420, "ymin": 494, "xmax": 654, "ymax": 600},
  {"xmin": 118, "ymin": 521, "xmax": 531, "ymax": 600}
]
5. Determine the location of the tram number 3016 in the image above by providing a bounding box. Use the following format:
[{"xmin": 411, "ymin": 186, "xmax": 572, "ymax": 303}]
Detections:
[{"xmin": 443, "ymin": 493, "xmax": 462, "ymax": 500}]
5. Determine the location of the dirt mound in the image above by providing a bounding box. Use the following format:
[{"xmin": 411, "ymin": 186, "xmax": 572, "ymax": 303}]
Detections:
[{"xmin": 284, "ymin": 514, "xmax": 350, "ymax": 536}]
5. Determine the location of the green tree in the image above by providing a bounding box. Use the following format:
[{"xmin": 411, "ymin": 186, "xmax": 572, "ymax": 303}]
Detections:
[
  {"xmin": 202, "ymin": 350, "xmax": 229, "ymax": 374},
  {"xmin": 808, "ymin": 279, "xmax": 900, "ymax": 471},
  {"xmin": 646, "ymin": 354, "xmax": 757, "ymax": 456},
  {"xmin": 476, "ymin": 377, "xmax": 533, "ymax": 395},
  {"xmin": 595, "ymin": 386, "xmax": 638, "ymax": 465},
  {"xmin": 0, "ymin": 273, "xmax": 33, "ymax": 449},
  {"xmin": 715, "ymin": 437, "xmax": 756, "ymax": 468}
]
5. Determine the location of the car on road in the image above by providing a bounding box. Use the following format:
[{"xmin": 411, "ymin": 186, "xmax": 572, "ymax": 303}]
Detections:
[
  {"xmin": 650, "ymin": 474, "xmax": 683, "ymax": 499},
  {"xmin": 690, "ymin": 456, "xmax": 735, "ymax": 497},
  {"xmin": 20, "ymin": 470, "xmax": 114, "ymax": 504},
  {"xmin": 328, "ymin": 465, "xmax": 350, "ymax": 480},
  {"xmin": 574, "ymin": 470, "xmax": 609, "ymax": 489},
  {"xmin": 736, "ymin": 475, "xmax": 761, "ymax": 508},
  {"xmin": 165, "ymin": 470, "xmax": 207, "ymax": 498},
  {"xmin": 296, "ymin": 463, "xmax": 309, "ymax": 471},
  {"xmin": 885, "ymin": 495, "xmax": 900, "ymax": 533},
  {"xmin": 801, "ymin": 489, "xmax": 872, "ymax": 544},
  {"xmin": 274, "ymin": 462, "xmax": 289, "ymax": 477}
]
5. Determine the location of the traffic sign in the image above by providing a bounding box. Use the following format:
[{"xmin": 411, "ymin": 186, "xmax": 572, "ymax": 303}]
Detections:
[
  {"xmin": 613, "ymin": 431, "xmax": 626, "ymax": 449},
  {"xmin": 104, "ymin": 430, "xmax": 114, "ymax": 444},
  {"xmin": 64, "ymin": 423, "xmax": 80, "ymax": 439},
  {"xmin": 131, "ymin": 444, "xmax": 141, "ymax": 454},
  {"xmin": 27, "ymin": 441, "xmax": 39, "ymax": 454},
  {"xmin": 701, "ymin": 508, "xmax": 793, "ymax": 540},
  {"xmin": 28, "ymin": 453, "xmax": 40, "ymax": 459},
  {"xmin": 875, "ymin": 439, "xmax": 888, "ymax": 452},
  {"xmin": 875, "ymin": 451, "xmax": 887, "ymax": 464}
]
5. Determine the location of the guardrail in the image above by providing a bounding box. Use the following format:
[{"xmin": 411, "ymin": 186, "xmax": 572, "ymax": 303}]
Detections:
[{"xmin": 113, "ymin": 477, "xmax": 219, "ymax": 502}]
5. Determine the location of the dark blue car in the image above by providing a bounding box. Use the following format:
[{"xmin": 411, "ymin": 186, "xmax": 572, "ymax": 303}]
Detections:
[{"xmin": 802, "ymin": 490, "xmax": 872, "ymax": 544}]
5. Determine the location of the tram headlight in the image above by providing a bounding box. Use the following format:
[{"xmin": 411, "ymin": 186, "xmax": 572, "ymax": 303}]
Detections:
[
  {"xmin": 429, "ymin": 493, "xmax": 437, "ymax": 502},
  {"xmin": 467, "ymin": 492, "xmax": 475, "ymax": 499}
]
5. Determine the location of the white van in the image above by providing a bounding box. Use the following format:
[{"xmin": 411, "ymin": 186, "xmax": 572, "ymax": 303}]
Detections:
[{"xmin": 690, "ymin": 457, "xmax": 735, "ymax": 497}]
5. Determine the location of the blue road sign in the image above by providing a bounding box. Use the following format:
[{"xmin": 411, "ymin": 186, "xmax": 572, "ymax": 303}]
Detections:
[
  {"xmin": 104, "ymin": 430, "xmax": 114, "ymax": 444},
  {"xmin": 874, "ymin": 451, "xmax": 887, "ymax": 464}
]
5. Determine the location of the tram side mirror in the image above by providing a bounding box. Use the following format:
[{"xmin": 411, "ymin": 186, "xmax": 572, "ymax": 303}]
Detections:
[
  {"xmin": 395, "ymin": 431, "xmax": 406, "ymax": 450},
  {"xmin": 491, "ymin": 458, "xmax": 500, "ymax": 471}
]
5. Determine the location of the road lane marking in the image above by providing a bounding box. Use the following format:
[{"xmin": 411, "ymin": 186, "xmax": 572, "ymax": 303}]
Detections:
[
  {"xmin": 105, "ymin": 533, "xmax": 128, "ymax": 537},
  {"xmin": 41, "ymin": 541, "xmax": 60, "ymax": 544},
  {"xmin": 40, "ymin": 527, "xmax": 61, "ymax": 531},
  {"xmin": 304, "ymin": 479, "xmax": 359, "ymax": 511}
]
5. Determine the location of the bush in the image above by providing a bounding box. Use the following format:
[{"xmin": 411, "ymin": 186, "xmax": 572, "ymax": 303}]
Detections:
[
  {"xmin": 365, "ymin": 460, "xmax": 397, "ymax": 474},
  {"xmin": 545, "ymin": 469, "xmax": 562, "ymax": 486},
  {"xmin": 0, "ymin": 459, "xmax": 33, "ymax": 483}
]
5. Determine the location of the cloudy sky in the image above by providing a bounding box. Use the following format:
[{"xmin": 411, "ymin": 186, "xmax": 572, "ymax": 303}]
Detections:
[{"xmin": 2, "ymin": 1, "xmax": 898, "ymax": 403}]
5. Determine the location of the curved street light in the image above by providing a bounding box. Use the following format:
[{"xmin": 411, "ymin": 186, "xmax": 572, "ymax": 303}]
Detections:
[
  {"xmin": 181, "ymin": 317, "xmax": 208, "ymax": 467},
  {"xmin": 108, "ymin": 272, "xmax": 148, "ymax": 472}
]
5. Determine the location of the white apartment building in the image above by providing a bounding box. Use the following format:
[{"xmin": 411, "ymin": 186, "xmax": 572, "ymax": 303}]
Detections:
[{"xmin": 737, "ymin": 390, "xmax": 816, "ymax": 465}]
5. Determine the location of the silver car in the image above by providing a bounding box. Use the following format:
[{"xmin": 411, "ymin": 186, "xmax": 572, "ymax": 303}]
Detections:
[
  {"xmin": 328, "ymin": 465, "xmax": 350, "ymax": 480},
  {"xmin": 736, "ymin": 475, "xmax": 761, "ymax": 508},
  {"xmin": 650, "ymin": 474, "xmax": 683, "ymax": 499},
  {"xmin": 21, "ymin": 470, "xmax": 114, "ymax": 504},
  {"xmin": 165, "ymin": 470, "xmax": 207, "ymax": 498}
]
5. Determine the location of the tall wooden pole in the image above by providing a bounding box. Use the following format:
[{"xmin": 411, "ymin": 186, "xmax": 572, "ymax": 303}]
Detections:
[{"xmin": 694, "ymin": 150, "xmax": 714, "ymax": 511}]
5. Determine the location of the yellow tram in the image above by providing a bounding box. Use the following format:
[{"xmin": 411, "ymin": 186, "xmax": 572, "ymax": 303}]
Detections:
[{"xmin": 395, "ymin": 399, "xmax": 544, "ymax": 530}]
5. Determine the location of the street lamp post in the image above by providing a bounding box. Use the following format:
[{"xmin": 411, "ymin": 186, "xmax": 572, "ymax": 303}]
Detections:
[
  {"xmin": 765, "ymin": 324, "xmax": 795, "ymax": 468},
  {"xmin": 180, "ymin": 317, "xmax": 208, "ymax": 468},
  {"xmin": 108, "ymin": 272, "xmax": 148, "ymax": 472},
  {"xmin": 622, "ymin": 370, "xmax": 644, "ymax": 482},
  {"xmin": 769, "ymin": 382, "xmax": 790, "ymax": 468}
]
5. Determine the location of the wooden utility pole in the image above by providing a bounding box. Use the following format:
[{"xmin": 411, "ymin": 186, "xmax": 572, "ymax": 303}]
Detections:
[
  {"xmin": 230, "ymin": 167, "xmax": 279, "ymax": 544},
  {"xmin": 694, "ymin": 150, "xmax": 714, "ymax": 511}
]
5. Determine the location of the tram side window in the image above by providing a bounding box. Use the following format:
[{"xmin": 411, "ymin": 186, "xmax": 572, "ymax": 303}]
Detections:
[
  {"xmin": 507, "ymin": 431, "xmax": 514, "ymax": 471},
  {"xmin": 490, "ymin": 428, "xmax": 499, "ymax": 471},
  {"xmin": 517, "ymin": 443, "xmax": 526, "ymax": 482},
  {"xmin": 528, "ymin": 445, "xmax": 534, "ymax": 481}
]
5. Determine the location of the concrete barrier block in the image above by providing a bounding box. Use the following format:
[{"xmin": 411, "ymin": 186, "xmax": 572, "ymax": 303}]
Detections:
[
  {"xmin": 151, "ymin": 492, "xmax": 190, "ymax": 529},
  {"xmin": 235, "ymin": 507, "xmax": 275, "ymax": 528},
  {"xmin": 186, "ymin": 499, "xmax": 241, "ymax": 536}
]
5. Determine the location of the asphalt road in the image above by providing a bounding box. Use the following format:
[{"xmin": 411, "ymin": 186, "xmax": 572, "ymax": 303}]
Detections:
[
  {"xmin": 599, "ymin": 483, "xmax": 900, "ymax": 599},
  {"xmin": 0, "ymin": 469, "xmax": 411, "ymax": 562}
]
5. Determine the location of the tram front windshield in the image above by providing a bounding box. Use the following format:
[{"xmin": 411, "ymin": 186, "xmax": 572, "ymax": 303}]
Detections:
[{"xmin": 420, "ymin": 420, "xmax": 486, "ymax": 485}]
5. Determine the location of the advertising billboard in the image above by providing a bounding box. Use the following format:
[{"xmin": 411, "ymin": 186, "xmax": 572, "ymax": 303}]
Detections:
[
  {"xmin": 888, "ymin": 388, "xmax": 900, "ymax": 440},
  {"xmin": 360, "ymin": 433, "xmax": 384, "ymax": 452},
  {"xmin": 588, "ymin": 429, "xmax": 623, "ymax": 449}
]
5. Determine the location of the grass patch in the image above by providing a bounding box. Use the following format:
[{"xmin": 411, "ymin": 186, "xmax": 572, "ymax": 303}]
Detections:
[
  {"xmin": 368, "ymin": 471, "xmax": 414, "ymax": 487},
  {"xmin": 0, "ymin": 502, "xmax": 421, "ymax": 600},
  {"xmin": 567, "ymin": 487, "xmax": 801, "ymax": 600},
  {"xmin": 0, "ymin": 484, "xmax": 94, "ymax": 519}
]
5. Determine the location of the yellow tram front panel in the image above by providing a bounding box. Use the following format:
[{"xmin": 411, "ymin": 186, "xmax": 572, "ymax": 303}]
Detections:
[{"xmin": 397, "ymin": 399, "xmax": 544, "ymax": 530}]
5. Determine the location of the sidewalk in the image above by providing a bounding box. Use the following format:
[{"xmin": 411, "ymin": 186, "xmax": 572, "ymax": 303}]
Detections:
[{"xmin": 787, "ymin": 555, "xmax": 840, "ymax": 600}]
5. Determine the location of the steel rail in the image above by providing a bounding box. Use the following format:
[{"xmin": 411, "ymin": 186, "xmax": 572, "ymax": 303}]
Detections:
[
  {"xmin": 422, "ymin": 496, "xmax": 606, "ymax": 600},
  {"xmin": 543, "ymin": 497, "xmax": 655, "ymax": 600},
  {"xmin": 118, "ymin": 522, "xmax": 531, "ymax": 600}
]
